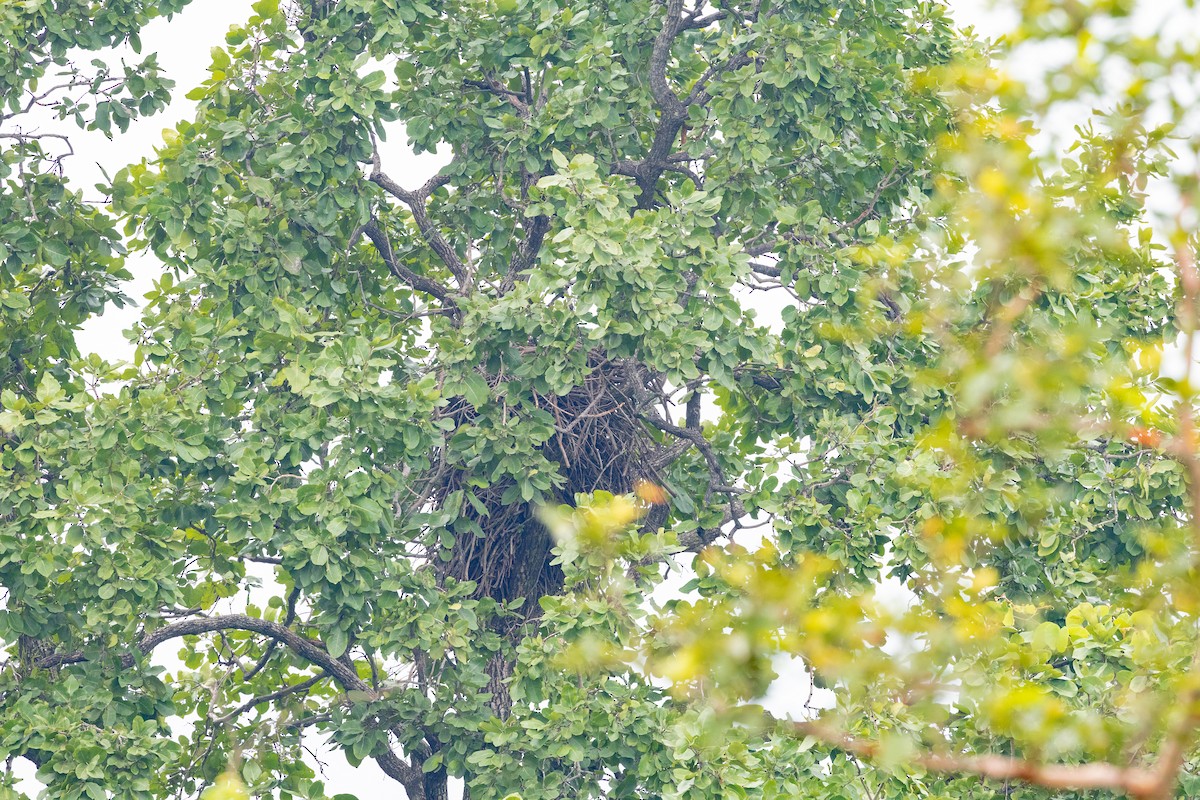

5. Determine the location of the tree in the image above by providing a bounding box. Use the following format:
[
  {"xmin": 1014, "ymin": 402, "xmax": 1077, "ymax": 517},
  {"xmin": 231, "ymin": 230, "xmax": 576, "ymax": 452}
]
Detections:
[{"xmin": 1, "ymin": 0, "xmax": 1197, "ymax": 798}]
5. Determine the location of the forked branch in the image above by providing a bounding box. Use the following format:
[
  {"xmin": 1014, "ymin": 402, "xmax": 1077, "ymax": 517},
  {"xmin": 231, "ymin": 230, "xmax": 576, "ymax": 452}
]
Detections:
[{"xmin": 369, "ymin": 142, "xmax": 468, "ymax": 289}]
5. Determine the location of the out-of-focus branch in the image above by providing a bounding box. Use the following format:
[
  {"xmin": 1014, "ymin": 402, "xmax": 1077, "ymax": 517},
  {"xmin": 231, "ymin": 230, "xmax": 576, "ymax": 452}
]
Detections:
[
  {"xmin": 789, "ymin": 719, "xmax": 1167, "ymax": 798},
  {"xmin": 767, "ymin": 242, "xmax": 1200, "ymax": 800},
  {"xmin": 1148, "ymin": 239, "xmax": 1200, "ymax": 800}
]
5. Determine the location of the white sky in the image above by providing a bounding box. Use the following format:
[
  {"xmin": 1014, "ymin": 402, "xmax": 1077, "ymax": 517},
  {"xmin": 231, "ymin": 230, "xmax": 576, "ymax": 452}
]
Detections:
[{"xmin": 9, "ymin": 0, "xmax": 1192, "ymax": 797}]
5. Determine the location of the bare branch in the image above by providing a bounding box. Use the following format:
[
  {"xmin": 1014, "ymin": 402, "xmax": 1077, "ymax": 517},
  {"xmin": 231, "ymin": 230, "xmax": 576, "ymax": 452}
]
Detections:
[
  {"xmin": 748, "ymin": 260, "xmax": 782, "ymax": 278},
  {"xmin": 681, "ymin": 10, "xmax": 728, "ymax": 30},
  {"xmin": 0, "ymin": 131, "xmax": 75, "ymax": 158}
]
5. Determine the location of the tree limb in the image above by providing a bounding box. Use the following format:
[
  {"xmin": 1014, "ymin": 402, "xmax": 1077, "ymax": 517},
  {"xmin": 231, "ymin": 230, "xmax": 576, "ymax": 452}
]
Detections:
[
  {"xmin": 788, "ymin": 719, "xmax": 1173, "ymax": 800},
  {"xmin": 681, "ymin": 9, "xmax": 728, "ymax": 30},
  {"xmin": 635, "ymin": 0, "xmax": 755, "ymax": 208},
  {"xmin": 612, "ymin": 158, "xmax": 704, "ymax": 189},
  {"xmin": 368, "ymin": 145, "xmax": 467, "ymax": 288},
  {"xmin": 362, "ymin": 219, "xmax": 458, "ymax": 309},
  {"xmin": 241, "ymin": 585, "xmax": 300, "ymax": 681},
  {"xmin": 462, "ymin": 76, "xmax": 530, "ymax": 117},
  {"xmin": 648, "ymin": 0, "xmax": 688, "ymax": 118},
  {"xmin": 213, "ymin": 671, "xmax": 326, "ymax": 725},
  {"xmin": 38, "ymin": 614, "xmax": 359, "ymax": 687},
  {"xmin": 641, "ymin": 413, "xmax": 748, "ymax": 551},
  {"xmin": 500, "ymin": 213, "xmax": 550, "ymax": 293}
]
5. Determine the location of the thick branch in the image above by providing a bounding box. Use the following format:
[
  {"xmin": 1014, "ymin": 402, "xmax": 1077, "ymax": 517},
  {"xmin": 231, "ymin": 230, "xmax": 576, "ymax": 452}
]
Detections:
[
  {"xmin": 612, "ymin": 158, "xmax": 703, "ymax": 189},
  {"xmin": 644, "ymin": 416, "xmax": 723, "ymax": 486},
  {"xmin": 681, "ymin": 9, "xmax": 728, "ymax": 30},
  {"xmin": 241, "ymin": 585, "xmax": 300, "ymax": 681},
  {"xmin": 648, "ymin": 0, "xmax": 688, "ymax": 117},
  {"xmin": 635, "ymin": 0, "xmax": 692, "ymax": 207},
  {"xmin": 500, "ymin": 213, "xmax": 550, "ymax": 293},
  {"xmin": 748, "ymin": 260, "xmax": 782, "ymax": 277},
  {"xmin": 635, "ymin": 1, "xmax": 753, "ymax": 208},
  {"xmin": 684, "ymin": 50, "xmax": 753, "ymax": 107},
  {"xmin": 642, "ymin": 413, "xmax": 747, "ymax": 551},
  {"xmin": 175, "ymin": 618, "xmax": 317, "ymax": 670},
  {"xmin": 362, "ymin": 219, "xmax": 458, "ymax": 309},
  {"xmin": 731, "ymin": 364, "xmax": 783, "ymax": 390},
  {"xmin": 462, "ymin": 76, "xmax": 530, "ymax": 117}
]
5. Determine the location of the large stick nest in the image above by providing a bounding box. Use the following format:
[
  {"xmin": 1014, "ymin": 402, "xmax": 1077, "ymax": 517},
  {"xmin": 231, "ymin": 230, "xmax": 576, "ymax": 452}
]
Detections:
[{"xmin": 427, "ymin": 350, "xmax": 670, "ymax": 614}]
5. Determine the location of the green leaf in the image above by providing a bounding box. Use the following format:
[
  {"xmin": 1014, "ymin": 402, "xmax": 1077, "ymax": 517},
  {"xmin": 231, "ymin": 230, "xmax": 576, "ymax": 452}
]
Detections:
[
  {"xmin": 327, "ymin": 627, "xmax": 349, "ymax": 659},
  {"xmin": 251, "ymin": 0, "xmax": 280, "ymax": 16},
  {"xmin": 42, "ymin": 238, "xmax": 70, "ymax": 266},
  {"xmin": 463, "ymin": 373, "xmax": 490, "ymax": 408},
  {"xmin": 244, "ymin": 176, "xmax": 273, "ymax": 196},
  {"xmin": 35, "ymin": 374, "xmax": 63, "ymax": 404}
]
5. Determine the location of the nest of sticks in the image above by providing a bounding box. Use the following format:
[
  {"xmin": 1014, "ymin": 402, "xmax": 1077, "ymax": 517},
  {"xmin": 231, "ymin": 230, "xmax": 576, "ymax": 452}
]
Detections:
[{"xmin": 427, "ymin": 350, "xmax": 669, "ymax": 614}]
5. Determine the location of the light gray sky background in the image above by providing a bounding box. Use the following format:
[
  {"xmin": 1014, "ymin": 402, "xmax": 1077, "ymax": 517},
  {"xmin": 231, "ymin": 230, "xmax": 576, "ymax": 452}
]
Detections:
[{"xmin": 9, "ymin": 1, "xmax": 1192, "ymax": 797}]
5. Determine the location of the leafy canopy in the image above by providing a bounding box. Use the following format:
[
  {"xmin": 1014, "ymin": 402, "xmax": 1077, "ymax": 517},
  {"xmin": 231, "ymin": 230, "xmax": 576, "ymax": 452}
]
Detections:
[{"xmin": 2, "ymin": 1, "xmax": 1199, "ymax": 799}]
